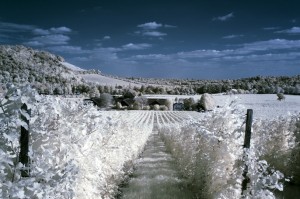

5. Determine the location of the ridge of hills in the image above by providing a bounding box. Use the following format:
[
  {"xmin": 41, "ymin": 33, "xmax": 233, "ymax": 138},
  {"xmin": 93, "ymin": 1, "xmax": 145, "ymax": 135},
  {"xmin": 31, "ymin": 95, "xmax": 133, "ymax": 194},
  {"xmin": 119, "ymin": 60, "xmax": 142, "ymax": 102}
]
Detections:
[{"xmin": 0, "ymin": 45, "xmax": 300, "ymax": 96}]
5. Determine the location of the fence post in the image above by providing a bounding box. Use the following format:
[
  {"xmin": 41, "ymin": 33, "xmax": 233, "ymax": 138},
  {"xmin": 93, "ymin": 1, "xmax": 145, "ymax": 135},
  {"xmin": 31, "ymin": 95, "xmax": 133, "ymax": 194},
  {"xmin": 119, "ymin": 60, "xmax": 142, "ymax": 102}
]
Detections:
[
  {"xmin": 241, "ymin": 109, "xmax": 253, "ymax": 196},
  {"xmin": 19, "ymin": 103, "xmax": 30, "ymax": 177}
]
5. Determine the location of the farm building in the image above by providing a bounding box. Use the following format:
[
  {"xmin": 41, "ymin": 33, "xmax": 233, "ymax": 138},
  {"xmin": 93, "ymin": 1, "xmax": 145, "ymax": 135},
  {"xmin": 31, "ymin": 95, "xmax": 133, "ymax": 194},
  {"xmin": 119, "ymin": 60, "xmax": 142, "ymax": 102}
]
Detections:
[{"xmin": 173, "ymin": 103, "xmax": 184, "ymax": 111}]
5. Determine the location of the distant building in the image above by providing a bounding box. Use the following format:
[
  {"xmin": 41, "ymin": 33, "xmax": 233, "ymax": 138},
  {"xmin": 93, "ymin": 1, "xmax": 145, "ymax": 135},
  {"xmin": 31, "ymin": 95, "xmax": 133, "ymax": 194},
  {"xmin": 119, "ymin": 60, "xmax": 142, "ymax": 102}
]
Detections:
[{"xmin": 173, "ymin": 103, "xmax": 184, "ymax": 111}]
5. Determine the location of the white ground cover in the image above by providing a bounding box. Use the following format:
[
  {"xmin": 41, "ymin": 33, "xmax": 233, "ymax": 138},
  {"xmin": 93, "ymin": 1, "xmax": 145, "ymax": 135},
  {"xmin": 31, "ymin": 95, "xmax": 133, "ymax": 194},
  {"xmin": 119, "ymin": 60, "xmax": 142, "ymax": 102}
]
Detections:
[
  {"xmin": 156, "ymin": 102, "xmax": 300, "ymax": 198},
  {"xmin": 1, "ymin": 87, "xmax": 299, "ymax": 199},
  {"xmin": 61, "ymin": 62, "xmax": 85, "ymax": 71},
  {"xmin": 213, "ymin": 94, "xmax": 300, "ymax": 119},
  {"xmin": 144, "ymin": 94, "xmax": 300, "ymax": 119},
  {"xmin": 0, "ymin": 85, "xmax": 154, "ymax": 199},
  {"xmin": 80, "ymin": 74, "xmax": 142, "ymax": 87}
]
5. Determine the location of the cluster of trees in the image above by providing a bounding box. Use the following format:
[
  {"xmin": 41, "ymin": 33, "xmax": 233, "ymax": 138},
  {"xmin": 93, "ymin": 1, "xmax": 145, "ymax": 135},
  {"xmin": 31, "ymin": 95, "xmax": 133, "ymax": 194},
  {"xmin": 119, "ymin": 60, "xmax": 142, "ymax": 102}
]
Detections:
[{"xmin": 126, "ymin": 75, "xmax": 300, "ymax": 95}]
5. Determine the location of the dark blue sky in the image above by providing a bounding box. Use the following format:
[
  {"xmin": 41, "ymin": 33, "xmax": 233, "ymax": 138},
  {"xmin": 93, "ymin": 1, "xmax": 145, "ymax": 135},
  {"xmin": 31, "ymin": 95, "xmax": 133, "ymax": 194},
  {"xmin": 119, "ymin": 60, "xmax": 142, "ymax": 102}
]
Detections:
[{"xmin": 1, "ymin": 0, "xmax": 300, "ymax": 79}]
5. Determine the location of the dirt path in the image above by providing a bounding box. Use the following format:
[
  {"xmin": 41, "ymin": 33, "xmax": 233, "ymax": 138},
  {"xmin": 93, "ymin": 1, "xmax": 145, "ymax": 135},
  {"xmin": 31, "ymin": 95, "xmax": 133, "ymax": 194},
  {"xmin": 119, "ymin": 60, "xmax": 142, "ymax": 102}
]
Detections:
[{"xmin": 119, "ymin": 130, "xmax": 194, "ymax": 199}]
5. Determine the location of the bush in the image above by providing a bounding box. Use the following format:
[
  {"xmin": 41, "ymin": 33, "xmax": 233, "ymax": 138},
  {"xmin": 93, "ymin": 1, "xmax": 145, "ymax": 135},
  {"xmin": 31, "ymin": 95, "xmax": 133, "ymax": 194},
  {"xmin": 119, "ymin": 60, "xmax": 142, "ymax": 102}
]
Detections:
[
  {"xmin": 183, "ymin": 98, "xmax": 195, "ymax": 111},
  {"xmin": 124, "ymin": 89, "xmax": 137, "ymax": 99},
  {"xmin": 277, "ymin": 93, "xmax": 285, "ymax": 101},
  {"xmin": 199, "ymin": 93, "xmax": 216, "ymax": 111},
  {"xmin": 160, "ymin": 105, "xmax": 168, "ymax": 111},
  {"xmin": 92, "ymin": 93, "xmax": 112, "ymax": 108},
  {"xmin": 153, "ymin": 104, "xmax": 160, "ymax": 110}
]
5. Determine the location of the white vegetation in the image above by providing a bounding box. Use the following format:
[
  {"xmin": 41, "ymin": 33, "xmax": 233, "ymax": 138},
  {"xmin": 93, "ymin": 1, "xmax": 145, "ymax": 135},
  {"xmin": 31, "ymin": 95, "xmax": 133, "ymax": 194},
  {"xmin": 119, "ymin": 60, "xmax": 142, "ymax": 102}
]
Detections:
[
  {"xmin": 0, "ymin": 85, "xmax": 154, "ymax": 199},
  {"xmin": 200, "ymin": 93, "xmax": 216, "ymax": 111},
  {"xmin": 1, "ymin": 85, "xmax": 300, "ymax": 199},
  {"xmin": 155, "ymin": 102, "xmax": 299, "ymax": 198}
]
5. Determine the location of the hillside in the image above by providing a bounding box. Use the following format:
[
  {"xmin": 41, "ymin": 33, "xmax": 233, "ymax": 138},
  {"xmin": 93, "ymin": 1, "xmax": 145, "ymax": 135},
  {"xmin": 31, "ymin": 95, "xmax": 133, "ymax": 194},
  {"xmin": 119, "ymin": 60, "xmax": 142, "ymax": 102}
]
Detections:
[
  {"xmin": 0, "ymin": 45, "xmax": 144, "ymax": 95},
  {"xmin": 0, "ymin": 45, "xmax": 84, "ymax": 94}
]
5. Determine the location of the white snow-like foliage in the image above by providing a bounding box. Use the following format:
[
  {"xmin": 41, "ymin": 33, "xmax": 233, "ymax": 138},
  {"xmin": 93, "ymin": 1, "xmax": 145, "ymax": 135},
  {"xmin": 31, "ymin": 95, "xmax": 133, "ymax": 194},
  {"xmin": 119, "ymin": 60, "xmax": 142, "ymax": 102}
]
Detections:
[
  {"xmin": 1, "ymin": 85, "xmax": 299, "ymax": 199},
  {"xmin": 200, "ymin": 93, "xmax": 216, "ymax": 111},
  {"xmin": 156, "ymin": 99, "xmax": 299, "ymax": 199},
  {"xmin": 0, "ymin": 85, "xmax": 153, "ymax": 199}
]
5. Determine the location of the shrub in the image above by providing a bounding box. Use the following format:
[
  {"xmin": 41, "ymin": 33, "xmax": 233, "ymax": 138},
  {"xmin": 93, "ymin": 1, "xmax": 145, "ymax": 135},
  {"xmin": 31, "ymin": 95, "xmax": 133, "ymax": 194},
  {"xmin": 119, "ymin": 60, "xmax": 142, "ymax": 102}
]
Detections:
[
  {"xmin": 277, "ymin": 93, "xmax": 285, "ymax": 101},
  {"xmin": 153, "ymin": 104, "xmax": 160, "ymax": 110},
  {"xmin": 199, "ymin": 93, "xmax": 216, "ymax": 111},
  {"xmin": 116, "ymin": 102, "xmax": 122, "ymax": 110},
  {"xmin": 183, "ymin": 97, "xmax": 195, "ymax": 111}
]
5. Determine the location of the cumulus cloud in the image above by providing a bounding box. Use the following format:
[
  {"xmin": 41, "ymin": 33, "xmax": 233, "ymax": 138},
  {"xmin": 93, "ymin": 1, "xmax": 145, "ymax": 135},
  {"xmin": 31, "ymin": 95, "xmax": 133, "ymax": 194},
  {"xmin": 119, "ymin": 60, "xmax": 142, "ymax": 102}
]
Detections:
[
  {"xmin": 276, "ymin": 27, "xmax": 300, "ymax": 34},
  {"xmin": 222, "ymin": 34, "xmax": 244, "ymax": 39},
  {"xmin": 143, "ymin": 31, "xmax": 167, "ymax": 37},
  {"xmin": 122, "ymin": 43, "xmax": 152, "ymax": 50},
  {"xmin": 25, "ymin": 34, "xmax": 70, "ymax": 46},
  {"xmin": 136, "ymin": 21, "xmax": 175, "ymax": 38},
  {"xmin": 127, "ymin": 39, "xmax": 300, "ymax": 65},
  {"xmin": 238, "ymin": 39, "xmax": 300, "ymax": 54},
  {"xmin": 33, "ymin": 26, "xmax": 72, "ymax": 35},
  {"xmin": 33, "ymin": 28, "xmax": 50, "ymax": 35},
  {"xmin": 213, "ymin": 12, "xmax": 234, "ymax": 21},
  {"xmin": 62, "ymin": 38, "xmax": 300, "ymax": 79},
  {"xmin": 137, "ymin": 22, "xmax": 162, "ymax": 30},
  {"xmin": 50, "ymin": 27, "xmax": 72, "ymax": 34}
]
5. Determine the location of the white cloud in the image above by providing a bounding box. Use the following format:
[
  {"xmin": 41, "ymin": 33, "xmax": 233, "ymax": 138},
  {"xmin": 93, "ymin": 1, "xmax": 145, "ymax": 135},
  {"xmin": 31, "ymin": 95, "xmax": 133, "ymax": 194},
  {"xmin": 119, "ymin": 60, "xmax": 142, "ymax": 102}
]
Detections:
[
  {"xmin": 33, "ymin": 27, "xmax": 72, "ymax": 35},
  {"xmin": 238, "ymin": 39, "xmax": 300, "ymax": 54},
  {"xmin": 135, "ymin": 22, "xmax": 175, "ymax": 38},
  {"xmin": 276, "ymin": 27, "xmax": 300, "ymax": 34},
  {"xmin": 222, "ymin": 34, "xmax": 244, "ymax": 39},
  {"xmin": 122, "ymin": 43, "xmax": 152, "ymax": 50},
  {"xmin": 103, "ymin": 35, "xmax": 111, "ymax": 40},
  {"xmin": 0, "ymin": 21, "xmax": 35, "ymax": 32},
  {"xmin": 137, "ymin": 22, "xmax": 162, "ymax": 30},
  {"xmin": 25, "ymin": 34, "xmax": 70, "ymax": 46},
  {"xmin": 129, "ymin": 54, "xmax": 173, "ymax": 62},
  {"xmin": 89, "ymin": 48, "xmax": 119, "ymax": 61},
  {"xmin": 33, "ymin": 28, "xmax": 50, "ymax": 35},
  {"xmin": 50, "ymin": 27, "xmax": 72, "ymax": 34},
  {"xmin": 60, "ymin": 37, "xmax": 300, "ymax": 78},
  {"xmin": 127, "ymin": 39, "xmax": 300, "ymax": 64},
  {"xmin": 142, "ymin": 31, "xmax": 167, "ymax": 37},
  {"xmin": 213, "ymin": 12, "xmax": 234, "ymax": 21},
  {"xmin": 47, "ymin": 45, "xmax": 90, "ymax": 54}
]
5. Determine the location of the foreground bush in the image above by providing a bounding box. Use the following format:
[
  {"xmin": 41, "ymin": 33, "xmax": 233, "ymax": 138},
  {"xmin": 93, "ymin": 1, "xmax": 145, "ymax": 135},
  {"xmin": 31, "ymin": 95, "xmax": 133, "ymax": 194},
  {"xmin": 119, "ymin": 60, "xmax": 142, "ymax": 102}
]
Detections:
[
  {"xmin": 0, "ymin": 85, "xmax": 154, "ymax": 199},
  {"xmin": 157, "ymin": 100, "xmax": 299, "ymax": 198}
]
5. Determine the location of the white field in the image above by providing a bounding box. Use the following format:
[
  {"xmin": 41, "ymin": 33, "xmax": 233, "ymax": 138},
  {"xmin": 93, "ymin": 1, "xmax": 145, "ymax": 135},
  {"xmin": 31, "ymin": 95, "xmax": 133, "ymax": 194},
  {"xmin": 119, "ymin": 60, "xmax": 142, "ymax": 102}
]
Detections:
[
  {"xmin": 143, "ymin": 94, "xmax": 300, "ymax": 119},
  {"xmin": 61, "ymin": 61, "xmax": 85, "ymax": 71},
  {"xmin": 80, "ymin": 74, "xmax": 142, "ymax": 87},
  {"xmin": 60, "ymin": 61, "xmax": 141, "ymax": 87},
  {"xmin": 80, "ymin": 74, "xmax": 167, "ymax": 88},
  {"xmin": 214, "ymin": 94, "xmax": 300, "ymax": 119}
]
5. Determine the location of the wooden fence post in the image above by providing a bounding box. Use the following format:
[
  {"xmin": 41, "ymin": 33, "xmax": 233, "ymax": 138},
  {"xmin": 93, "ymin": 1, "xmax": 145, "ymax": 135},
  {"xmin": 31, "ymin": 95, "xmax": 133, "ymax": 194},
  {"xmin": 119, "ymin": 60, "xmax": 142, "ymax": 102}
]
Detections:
[
  {"xmin": 19, "ymin": 103, "xmax": 30, "ymax": 177},
  {"xmin": 241, "ymin": 109, "xmax": 253, "ymax": 196}
]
